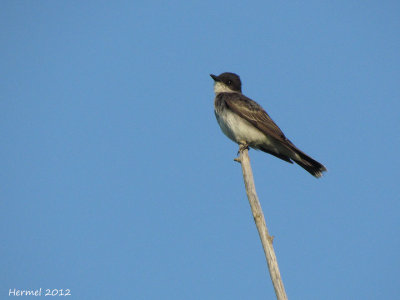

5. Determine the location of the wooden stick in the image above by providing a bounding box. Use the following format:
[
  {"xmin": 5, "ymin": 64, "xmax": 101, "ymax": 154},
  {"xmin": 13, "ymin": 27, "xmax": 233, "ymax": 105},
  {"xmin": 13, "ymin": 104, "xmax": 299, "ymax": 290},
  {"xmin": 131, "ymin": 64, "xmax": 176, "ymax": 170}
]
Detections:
[{"xmin": 235, "ymin": 146, "xmax": 288, "ymax": 300}]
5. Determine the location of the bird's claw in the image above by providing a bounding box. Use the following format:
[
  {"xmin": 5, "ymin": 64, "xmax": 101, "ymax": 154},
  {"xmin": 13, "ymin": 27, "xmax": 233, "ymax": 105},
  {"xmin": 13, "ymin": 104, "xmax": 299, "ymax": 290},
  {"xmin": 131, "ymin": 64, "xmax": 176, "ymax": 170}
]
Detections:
[{"xmin": 237, "ymin": 143, "xmax": 249, "ymax": 155}]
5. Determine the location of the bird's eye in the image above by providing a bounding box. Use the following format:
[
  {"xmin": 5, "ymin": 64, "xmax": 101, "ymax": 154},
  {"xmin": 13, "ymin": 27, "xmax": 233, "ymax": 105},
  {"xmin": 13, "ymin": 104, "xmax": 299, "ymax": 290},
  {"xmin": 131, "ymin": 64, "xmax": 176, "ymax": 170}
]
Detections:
[{"xmin": 227, "ymin": 80, "xmax": 232, "ymax": 85}]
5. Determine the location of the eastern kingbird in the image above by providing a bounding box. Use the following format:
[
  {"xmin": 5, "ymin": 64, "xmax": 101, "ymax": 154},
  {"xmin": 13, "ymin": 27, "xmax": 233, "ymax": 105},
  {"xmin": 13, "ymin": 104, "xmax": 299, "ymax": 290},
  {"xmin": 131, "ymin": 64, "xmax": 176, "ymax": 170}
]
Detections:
[{"xmin": 211, "ymin": 72, "xmax": 327, "ymax": 178}]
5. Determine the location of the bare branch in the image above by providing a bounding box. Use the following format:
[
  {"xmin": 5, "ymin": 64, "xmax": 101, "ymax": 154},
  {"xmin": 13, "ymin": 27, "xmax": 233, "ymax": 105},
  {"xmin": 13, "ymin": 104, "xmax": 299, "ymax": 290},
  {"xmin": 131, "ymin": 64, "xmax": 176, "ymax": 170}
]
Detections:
[{"xmin": 237, "ymin": 146, "xmax": 288, "ymax": 300}]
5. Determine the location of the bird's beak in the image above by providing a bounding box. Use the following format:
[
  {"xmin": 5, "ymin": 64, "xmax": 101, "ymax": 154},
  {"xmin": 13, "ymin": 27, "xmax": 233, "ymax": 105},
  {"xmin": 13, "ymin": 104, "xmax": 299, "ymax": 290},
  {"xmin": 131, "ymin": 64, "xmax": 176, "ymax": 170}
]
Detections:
[{"xmin": 210, "ymin": 74, "xmax": 219, "ymax": 82}]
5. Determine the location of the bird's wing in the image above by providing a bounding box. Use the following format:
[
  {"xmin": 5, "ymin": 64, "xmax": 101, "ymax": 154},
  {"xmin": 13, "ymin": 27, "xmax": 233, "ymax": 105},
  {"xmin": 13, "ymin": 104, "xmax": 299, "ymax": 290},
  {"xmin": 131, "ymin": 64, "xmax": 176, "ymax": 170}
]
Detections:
[{"xmin": 221, "ymin": 93, "xmax": 289, "ymax": 144}]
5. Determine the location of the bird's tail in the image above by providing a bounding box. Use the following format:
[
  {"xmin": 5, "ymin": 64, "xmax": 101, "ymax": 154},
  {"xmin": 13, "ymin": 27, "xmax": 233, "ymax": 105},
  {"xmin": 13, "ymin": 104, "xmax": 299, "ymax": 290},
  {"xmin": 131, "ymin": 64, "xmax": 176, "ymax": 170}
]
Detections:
[{"xmin": 291, "ymin": 147, "xmax": 327, "ymax": 178}]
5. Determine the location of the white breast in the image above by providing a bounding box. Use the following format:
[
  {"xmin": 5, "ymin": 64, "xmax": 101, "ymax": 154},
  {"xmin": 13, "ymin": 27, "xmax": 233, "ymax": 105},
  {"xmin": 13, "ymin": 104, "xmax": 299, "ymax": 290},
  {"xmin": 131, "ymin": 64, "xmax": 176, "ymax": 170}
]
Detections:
[{"xmin": 216, "ymin": 108, "xmax": 269, "ymax": 147}]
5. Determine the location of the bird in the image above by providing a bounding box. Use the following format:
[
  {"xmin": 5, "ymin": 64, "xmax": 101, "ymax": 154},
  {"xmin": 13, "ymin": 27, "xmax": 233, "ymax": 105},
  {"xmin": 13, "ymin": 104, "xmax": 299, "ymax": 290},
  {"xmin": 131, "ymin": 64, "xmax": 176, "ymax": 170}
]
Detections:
[{"xmin": 210, "ymin": 72, "xmax": 327, "ymax": 178}]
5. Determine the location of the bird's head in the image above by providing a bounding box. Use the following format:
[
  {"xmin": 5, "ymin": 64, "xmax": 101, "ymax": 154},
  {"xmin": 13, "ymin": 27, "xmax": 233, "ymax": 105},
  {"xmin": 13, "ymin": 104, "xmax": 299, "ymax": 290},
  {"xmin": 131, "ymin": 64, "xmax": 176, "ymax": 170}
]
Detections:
[{"xmin": 210, "ymin": 72, "xmax": 242, "ymax": 94}]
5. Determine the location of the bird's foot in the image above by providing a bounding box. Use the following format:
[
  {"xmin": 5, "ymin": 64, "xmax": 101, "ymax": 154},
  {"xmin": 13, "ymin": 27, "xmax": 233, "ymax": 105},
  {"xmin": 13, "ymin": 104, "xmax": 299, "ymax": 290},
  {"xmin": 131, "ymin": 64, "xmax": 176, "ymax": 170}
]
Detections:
[
  {"xmin": 234, "ymin": 142, "xmax": 249, "ymax": 163},
  {"xmin": 238, "ymin": 142, "xmax": 249, "ymax": 154}
]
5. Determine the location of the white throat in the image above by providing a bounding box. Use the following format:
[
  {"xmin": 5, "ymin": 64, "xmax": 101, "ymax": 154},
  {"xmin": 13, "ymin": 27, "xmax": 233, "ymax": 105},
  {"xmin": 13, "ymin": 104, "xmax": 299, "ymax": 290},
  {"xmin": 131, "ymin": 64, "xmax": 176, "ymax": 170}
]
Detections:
[{"xmin": 213, "ymin": 82, "xmax": 237, "ymax": 94}]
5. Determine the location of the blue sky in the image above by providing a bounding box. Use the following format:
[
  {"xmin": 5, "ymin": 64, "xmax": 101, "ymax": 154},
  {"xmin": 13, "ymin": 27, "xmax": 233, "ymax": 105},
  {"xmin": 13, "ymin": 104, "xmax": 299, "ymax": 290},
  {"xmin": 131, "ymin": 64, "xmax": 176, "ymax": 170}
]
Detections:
[{"xmin": 1, "ymin": 1, "xmax": 399, "ymax": 299}]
